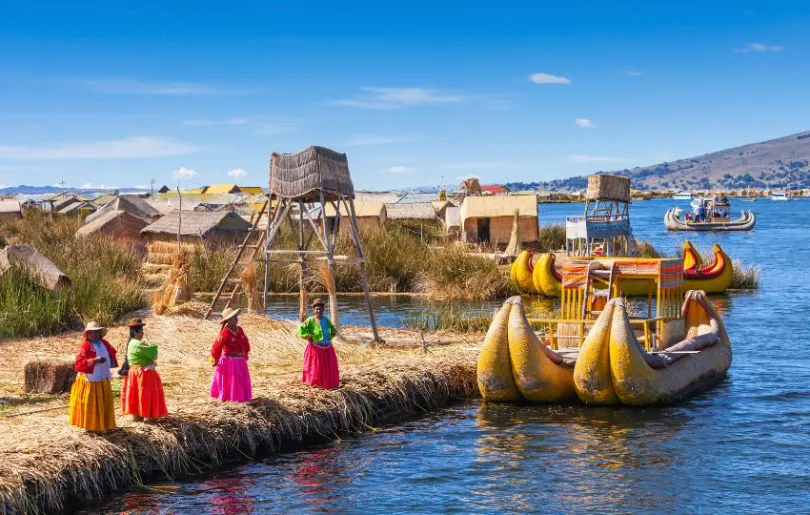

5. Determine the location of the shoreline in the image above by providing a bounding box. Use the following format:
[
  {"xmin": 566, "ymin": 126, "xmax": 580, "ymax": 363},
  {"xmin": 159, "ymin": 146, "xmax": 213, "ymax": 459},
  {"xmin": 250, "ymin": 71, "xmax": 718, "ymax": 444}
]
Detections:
[{"xmin": 0, "ymin": 315, "xmax": 480, "ymax": 514}]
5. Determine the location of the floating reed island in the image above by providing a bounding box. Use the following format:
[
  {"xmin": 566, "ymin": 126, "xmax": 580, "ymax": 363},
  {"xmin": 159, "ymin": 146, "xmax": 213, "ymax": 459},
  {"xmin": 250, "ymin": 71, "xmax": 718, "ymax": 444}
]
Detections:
[{"xmin": 0, "ymin": 314, "xmax": 481, "ymax": 514}]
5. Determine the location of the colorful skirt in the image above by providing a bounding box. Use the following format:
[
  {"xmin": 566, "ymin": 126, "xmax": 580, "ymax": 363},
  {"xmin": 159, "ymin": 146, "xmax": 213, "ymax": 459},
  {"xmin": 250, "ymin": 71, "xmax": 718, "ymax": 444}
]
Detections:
[
  {"xmin": 69, "ymin": 374, "xmax": 116, "ymax": 431},
  {"xmin": 302, "ymin": 342, "xmax": 340, "ymax": 389},
  {"xmin": 210, "ymin": 356, "xmax": 252, "ymax": 402},
  {"xmin": 121, "ymin": 367, "xmax": 168, "ymax": 418}
]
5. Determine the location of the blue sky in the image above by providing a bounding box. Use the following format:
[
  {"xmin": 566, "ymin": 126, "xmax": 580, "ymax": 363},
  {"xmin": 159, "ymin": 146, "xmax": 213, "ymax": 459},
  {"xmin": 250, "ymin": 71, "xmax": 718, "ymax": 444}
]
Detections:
[{"xmin": 1, "ymin": 1, "xmax": 809, "ymax": 191}]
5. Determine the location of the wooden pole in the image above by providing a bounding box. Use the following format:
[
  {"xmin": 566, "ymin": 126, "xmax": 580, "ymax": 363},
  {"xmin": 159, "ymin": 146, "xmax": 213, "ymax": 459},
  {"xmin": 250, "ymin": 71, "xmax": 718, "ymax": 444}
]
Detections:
[
  {"xmin": 176, "ymin": 186, "xmax": 182, "ymax": 253},
  {"xmin": 345, "ymin": 197, "xmax": 381, "ymax": 343},
  {"xmin": 263, "ymin": 195, "xmax": 271, "ymax": 312},
  {"xmin": 319, "ymin": 190, "xmax": 340, "ymax": 329},
  {"xmin": 297, "ymin": 200, "xmax": 307, "ymax": 322}
]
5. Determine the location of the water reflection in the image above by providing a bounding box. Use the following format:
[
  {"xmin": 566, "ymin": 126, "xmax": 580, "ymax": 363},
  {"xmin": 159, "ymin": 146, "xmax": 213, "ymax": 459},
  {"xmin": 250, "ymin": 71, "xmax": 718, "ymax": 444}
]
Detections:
[
  {"xmin": 290, "ymin": 444, "xmax": 353, "ymax": 510},
  {"xmin": 205, "ymin": 476, "xmax": 256, "ymax": 515}
]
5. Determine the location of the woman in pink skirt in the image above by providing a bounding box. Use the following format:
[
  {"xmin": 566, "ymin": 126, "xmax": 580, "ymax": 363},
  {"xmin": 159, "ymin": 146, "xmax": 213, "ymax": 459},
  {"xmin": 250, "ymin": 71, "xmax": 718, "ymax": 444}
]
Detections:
[
  {"xmin": 298, "ymin": 298, "xmax": 340, "ymax": 389},
  {"xmin": 210, "ymin": 308, "xmax": 252, "ymax": 402}
]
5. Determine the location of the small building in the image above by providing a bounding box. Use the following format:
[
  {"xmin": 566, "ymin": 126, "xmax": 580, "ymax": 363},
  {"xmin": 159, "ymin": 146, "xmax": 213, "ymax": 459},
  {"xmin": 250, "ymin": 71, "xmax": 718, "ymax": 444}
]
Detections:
[
  {"xmin": 158, "ymin": 185, "xmax": 171, "ymax": 194},
  {"xmin": 75, "ymin": 210, "xmax": 148, "ymax": 244},
  {"xmin": 58, "ymin": 201, "xmax": 97, "ymax": 218},
  {"xmin": 444, "ymin": 206, "xmax": 461, "ymax": 231},
  {"xmin": 235, "ymin": 186, "xmax": 265, "ymax": 195},
  {"xmin": 480, "ymin": 184, "xmax": 510, "ymax": 196},
  {"xmin": 385, "ymin": 202, "xmax": 439, "ymax": 226},
  {"xmin": 204, "ymin": 184, "xmax": 241, "ymax": 195},
  {"xmin": 460, "ymin": 195, "xmax": 538, "ymax": 244},
  {"xmin": 431, "ymin": 199, "xmax": 454, "ymax": 220},
  {"xmin": 325, "ymin": 200, "xmax": 387, "ymax": 231},
  {"xmin": 0, "ymin": 199, "xmax": 23, "ymax": 221},
  {"xmin": 86, "ymin": 195, "xmax": 163, "ymax": 224},
  {"xmin": 355, "ymin": 191, "xmax": 404, "ymax": 204},
  {"xmin": 140, "ymin": 210, "xmax": 252, "ymax": 247}
]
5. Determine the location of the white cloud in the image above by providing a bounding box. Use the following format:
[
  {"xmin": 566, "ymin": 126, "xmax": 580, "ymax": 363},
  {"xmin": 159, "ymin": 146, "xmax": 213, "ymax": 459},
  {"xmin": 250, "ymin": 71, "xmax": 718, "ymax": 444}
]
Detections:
[
  {"xmin": 528, "ymin": 73, "xmax": 571, "ymax": 85},
  {"xmin": 575, "ymin": 118, "xmax": 595, "ymax": 128},
  {"xmin": 441, "ymin": 162, "xmax": 503, "ymax": 171},
  {"xmin": 227, "ymin": 168, "xmax": 248, "ymax": 178},
  {"xmin": 84, "ymin": 79, "xmax": 224, "ymax": 95},
  {"xmin": 627, "ymin": 70, "xmax": 643, "ymax": 76},
  {"xmin": 330, "ymin": 87, "xmax": 463, "ymax": 109},
  {"xmin": 734, "ymin": 42, "xmax": 783, "ymax": 53},
  {"xmin": 567, "ymin": 155, "xmax": 632, "ymax": 164},
  {"xmin": 0, "ymin": 136, "xmax": 199, "ymax": 159},
  {"xmin": 81, "ymin": 183, "xmax": 117, "ymax": 189},
  {"xmin": 174, "ymin": 167, "xmax": 198, "ymax": 180},
  {"xmin": 342, "ymin": 135, "xmax": 415, "ymax": 146},
  {"xmin": 0, "ymin": 184, "xmax": 7, "ymax": 189},
  {"xmin": 385, "ymin": 166, "xmax": 415, "ymax": 174}
]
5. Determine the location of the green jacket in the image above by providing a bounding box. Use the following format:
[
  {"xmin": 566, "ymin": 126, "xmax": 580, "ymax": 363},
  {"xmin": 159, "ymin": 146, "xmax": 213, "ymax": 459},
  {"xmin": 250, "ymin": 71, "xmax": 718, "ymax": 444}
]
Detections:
[
  {"xmin": 127, "ymin": 338, "xmax": 158, "ymax": 367},
  {"xmin": 298, "ymin": 316, "xmax": 336, "ymax": 344}
]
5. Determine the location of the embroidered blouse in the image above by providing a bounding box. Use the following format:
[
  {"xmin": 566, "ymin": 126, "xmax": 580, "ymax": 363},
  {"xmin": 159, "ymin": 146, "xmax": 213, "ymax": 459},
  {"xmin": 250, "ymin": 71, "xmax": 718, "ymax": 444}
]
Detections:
[
  {"xmin": 211, "ymin": 326, "xmax": 250, "ymax": 362},
  {"xmin": 74, "ymin": 339, "xmax": 118, "ymax": 382}
]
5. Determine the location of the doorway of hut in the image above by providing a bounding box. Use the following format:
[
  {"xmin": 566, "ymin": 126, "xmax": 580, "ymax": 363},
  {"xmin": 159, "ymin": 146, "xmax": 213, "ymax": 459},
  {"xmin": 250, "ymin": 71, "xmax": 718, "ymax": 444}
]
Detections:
[{"xmin": 477, "ymin": 217, "xmax": 490, "ymax": 243}]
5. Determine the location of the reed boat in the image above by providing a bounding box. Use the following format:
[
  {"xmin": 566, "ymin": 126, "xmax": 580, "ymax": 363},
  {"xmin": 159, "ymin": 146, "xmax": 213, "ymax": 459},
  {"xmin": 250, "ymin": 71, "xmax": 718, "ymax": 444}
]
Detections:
[
  {"xmin": 509, "ymin": 249, "xmax": 536, "ymax": 292},
  {"xmin": 665, "ymin": 208, "xmax": 756, "ymax": 231},
  {"xmin": 532, "ymin": 252, "xmax": 561, "ymax": 297},
  {"xmin": 682, "ymin": 243, "xmax": 733, "ymax": 293},
  {"xmin": 477, "ymin": 296, "xmax": 575, "ymax": 403},
  {"xmin": 482, "ymin": 256, "xmax": 732, "ymax": 406},
  {"xmin": 574, "ymin": 291, "xmax": 731, "ymax": 405}
]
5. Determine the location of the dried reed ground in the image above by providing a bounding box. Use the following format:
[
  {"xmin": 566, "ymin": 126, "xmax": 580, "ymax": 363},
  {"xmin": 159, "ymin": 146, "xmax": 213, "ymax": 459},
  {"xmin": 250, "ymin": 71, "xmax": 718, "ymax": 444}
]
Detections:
[{"xmin": 0, "ymin": 314, "xmax": 481, "ymax": 514}]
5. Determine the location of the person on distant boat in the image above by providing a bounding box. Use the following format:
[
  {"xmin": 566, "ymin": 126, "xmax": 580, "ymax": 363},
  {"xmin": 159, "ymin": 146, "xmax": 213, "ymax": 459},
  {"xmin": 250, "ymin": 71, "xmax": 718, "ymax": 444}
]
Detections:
[
  {"xmin": 69, "ymin": 321, "xmax": 118, "ymax": 431},
  {"xmin": 593, "ymin": 245, "xmax": 604, "ymax": 256},
  {"xmin": 121, "ymin": 318, "xmax": 168, "ymax": 420},
  {"xmin": 298, "ymin": 298, "xmax": 340, "ymax": 390},
  {"xmin": 210, "ymin": 308, "xmax": 252, "ymax": 402},
  {"xmin": 685, "ymin": 212, "xmax": 692, "ymax": 222},
  {"xmin": 697, "ymin": 204, "xmax": 706, "ymax": 222}
]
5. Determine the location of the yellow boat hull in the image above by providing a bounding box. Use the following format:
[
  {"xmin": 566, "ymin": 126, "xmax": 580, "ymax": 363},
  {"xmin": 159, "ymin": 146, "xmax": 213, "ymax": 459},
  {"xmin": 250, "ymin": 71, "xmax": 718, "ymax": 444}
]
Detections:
[
  {"xmin": 509, "ymin": 250, "xmax": 535, "ymax": 293},
  {"xmin": 682, "ymin": 244, "xmax": 733, "ymax": 294},
  {"xmin": 574, "ymin": 291, "xmax": 732, "ymax": 405},
  {"xmin": 476, "ymin": 296, "xmax": 575, "ymax": 403}
]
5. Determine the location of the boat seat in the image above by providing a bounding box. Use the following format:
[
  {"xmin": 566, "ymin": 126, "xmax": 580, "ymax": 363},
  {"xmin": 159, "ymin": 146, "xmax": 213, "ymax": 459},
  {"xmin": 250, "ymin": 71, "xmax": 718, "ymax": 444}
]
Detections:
[{"xmin": 555, "ymin": 347, "xmax": 580, "ymax": 367}]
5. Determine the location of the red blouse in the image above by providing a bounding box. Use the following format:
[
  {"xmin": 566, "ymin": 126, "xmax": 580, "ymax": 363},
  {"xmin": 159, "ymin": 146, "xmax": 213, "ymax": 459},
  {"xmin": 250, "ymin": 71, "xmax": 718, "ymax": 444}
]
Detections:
[
  {"xmin": 74, "ymin": 339, "xmax": 119, "ymax": 374},
  {"xmin": 211, "ymin": 326, "xmax": 250, "ymax": 361}
]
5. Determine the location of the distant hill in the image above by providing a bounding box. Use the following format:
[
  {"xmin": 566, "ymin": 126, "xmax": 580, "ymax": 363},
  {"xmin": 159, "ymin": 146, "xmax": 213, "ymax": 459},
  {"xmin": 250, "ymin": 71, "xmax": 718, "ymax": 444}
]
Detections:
[
  {"xmin": 0, "ymin": 185, "xmax": 147, "ymax": 196},
  {"xmin": 508, "ymin": 130, "xmax": 810, "ymax": 192}
]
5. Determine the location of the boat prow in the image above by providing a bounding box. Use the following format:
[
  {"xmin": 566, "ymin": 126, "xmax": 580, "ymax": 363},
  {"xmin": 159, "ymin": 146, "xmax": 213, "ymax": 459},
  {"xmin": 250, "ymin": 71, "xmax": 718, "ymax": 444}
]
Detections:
[{"xmin": 574, "ymin": 291, "xmax": 731, "ymax": 405}]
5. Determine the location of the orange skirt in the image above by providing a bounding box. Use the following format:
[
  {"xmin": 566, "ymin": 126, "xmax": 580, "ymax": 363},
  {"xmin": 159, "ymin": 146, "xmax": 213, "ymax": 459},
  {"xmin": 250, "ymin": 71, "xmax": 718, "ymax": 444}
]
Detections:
[
  {"xmin": 121, "ymin": 367, "xmax": 168, "ymax": 418},
  {"xmin": 69, "ymin": 375, "xmax": 116, "ymax": 431}
]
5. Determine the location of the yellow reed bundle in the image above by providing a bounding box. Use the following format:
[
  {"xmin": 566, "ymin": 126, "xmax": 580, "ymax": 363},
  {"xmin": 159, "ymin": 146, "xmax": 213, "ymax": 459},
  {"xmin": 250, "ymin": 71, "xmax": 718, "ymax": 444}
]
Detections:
[{"xmin": 240, "ymin": 262, "xmax": 263, "ymax": 314}]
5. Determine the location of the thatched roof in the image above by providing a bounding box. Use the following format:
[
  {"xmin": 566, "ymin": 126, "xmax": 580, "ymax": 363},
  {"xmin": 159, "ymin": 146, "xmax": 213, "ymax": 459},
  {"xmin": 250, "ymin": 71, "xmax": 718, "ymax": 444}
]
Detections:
[
  {"xmin": 86, "ymin": 195, "xmax": 162, "ymax": 224},
  {"xmin": 324, "ymin": 200, "xmax": 386, "ymax": 219},
  {"xmin": 586, "ymin": 174, "xmax": 630, "ymax": 202},
  {"xmin": 385, "ymin": 202, "xmax": 437, "ymax": 221},
  {"xmin": 0, "ymin": 244, "xmax": 71, "ymax": 291},
  {"xmin": 76, "ymin": 210, "xmax": 148, "ymax": 239},
  {"xmin": 355, "ymin": 191, "xmax": 403, "ymax": 203},
  {"xmin": 58, "ymin": 201, "xmax": 96, "ymax": 214},
  {"xmin": 460, "ymin": 195, "xmax": 537, "ymax": 220},
  {"xmin": 141, "ymin": 211, "xmax": 251, "ymax": 238},
  {"xmin": 0, "ymin": 199, "xmax": 22, "ymax": 215},
  {"xmin": 270, "ymin": 146, "xmax": 355, "ymax": 201}
]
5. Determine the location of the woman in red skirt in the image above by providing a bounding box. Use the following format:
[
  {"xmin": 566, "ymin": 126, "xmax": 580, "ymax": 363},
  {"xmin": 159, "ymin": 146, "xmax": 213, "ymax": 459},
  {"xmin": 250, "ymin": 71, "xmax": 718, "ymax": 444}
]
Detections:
[
  {"xmin": 298, "ymin": 298, "xmax": 340, "ymax": 389},
  {"xmin": 121, "ymin": 318, "xmax": 168, "ymax": 420}
]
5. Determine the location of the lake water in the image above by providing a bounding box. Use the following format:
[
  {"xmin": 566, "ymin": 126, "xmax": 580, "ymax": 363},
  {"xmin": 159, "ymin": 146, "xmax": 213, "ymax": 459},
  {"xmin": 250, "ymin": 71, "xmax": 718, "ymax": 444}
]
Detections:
[{"xmin": 86, "ymin": 198, "xmax": 810, "ymax": 514}]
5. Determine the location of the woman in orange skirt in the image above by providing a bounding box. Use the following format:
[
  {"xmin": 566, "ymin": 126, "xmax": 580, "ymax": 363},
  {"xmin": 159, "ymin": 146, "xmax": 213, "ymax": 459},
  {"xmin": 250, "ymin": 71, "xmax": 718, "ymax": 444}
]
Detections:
[
  {"xmin": 121, "ymin": 318, "xmax": 168, "ymax": 420},
  {"xmin": 69, "ymin": 321, "xmax": 118, "ymax": 431},
  {"xmin": 298, "ymin": 298, "xmax": 340, "ymax": 389}
]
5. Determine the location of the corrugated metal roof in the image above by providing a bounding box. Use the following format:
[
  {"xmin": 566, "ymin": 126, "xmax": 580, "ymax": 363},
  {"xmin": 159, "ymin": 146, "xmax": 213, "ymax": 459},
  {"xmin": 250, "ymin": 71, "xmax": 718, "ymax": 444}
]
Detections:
[{"xmin": 324, "ymin": 200, "xmax": 386, "ymax": 218}]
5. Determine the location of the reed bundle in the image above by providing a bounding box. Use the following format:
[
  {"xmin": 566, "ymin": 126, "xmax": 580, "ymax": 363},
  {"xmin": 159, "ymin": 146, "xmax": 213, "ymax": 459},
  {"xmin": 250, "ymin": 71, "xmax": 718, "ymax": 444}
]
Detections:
[{"xmin": 240, "ymin": 262, "xmax": 263, "ymax": 314}]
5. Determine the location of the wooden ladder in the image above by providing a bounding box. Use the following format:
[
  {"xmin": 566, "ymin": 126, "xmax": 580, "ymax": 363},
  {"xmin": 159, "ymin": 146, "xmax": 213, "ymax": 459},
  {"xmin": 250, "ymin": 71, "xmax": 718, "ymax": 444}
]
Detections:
[{"xmin": 203, "ymin": 199, "xmax": 269, "ymax": 319}]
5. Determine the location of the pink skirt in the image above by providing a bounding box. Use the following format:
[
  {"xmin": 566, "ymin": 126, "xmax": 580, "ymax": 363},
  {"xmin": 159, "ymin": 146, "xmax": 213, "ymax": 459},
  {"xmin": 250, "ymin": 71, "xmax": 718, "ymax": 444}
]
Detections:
[
  {"xmin": 302, "ymin": 342, "xmax": 340, "ymax": 389},
  {"xmin": 210, "ymin": 356, "xmax": 252, "ymax": 402}
]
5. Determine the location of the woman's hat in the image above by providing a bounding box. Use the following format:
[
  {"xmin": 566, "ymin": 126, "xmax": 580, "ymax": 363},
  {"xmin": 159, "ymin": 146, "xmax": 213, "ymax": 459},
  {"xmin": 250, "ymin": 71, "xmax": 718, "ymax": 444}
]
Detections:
[
  {"xmin": 127, "ymin": 318, "xmax": 145, "ymax": 328},
  {"xmin": 83, "ymin": 321, "xmax": 108, "ymax": 338},
  {"xmin": 220, "ymin": 307, "xmax": 241, "ymax": 324},
  {"xmin": 311, "ymin": 298, "xmax": 325, "ymax": 308}
]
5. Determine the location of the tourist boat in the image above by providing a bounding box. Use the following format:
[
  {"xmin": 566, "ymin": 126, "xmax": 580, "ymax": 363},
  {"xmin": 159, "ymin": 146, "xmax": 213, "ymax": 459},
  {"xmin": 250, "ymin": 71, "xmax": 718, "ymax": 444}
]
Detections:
[
  {"xmin": 771, "ymin": 191, "xmax": 788, "ymax": 201},
  {"xmin": 515, "ymin": 241, "xmax": 734, "ymax": 296},
  {"xmin": 673, "ymin": 191, "xmax": 692, "ymax": 200},
  {"xmin": 665, "ymin": 195, "xmax": 755, "ymax": 231},
  {"xmin": 742, "ymin": 186, "xmax": 757, "ymax": 202},
  {"xmin": 481, "ymin": 259, "xmax": 732, "ymax": 405}
]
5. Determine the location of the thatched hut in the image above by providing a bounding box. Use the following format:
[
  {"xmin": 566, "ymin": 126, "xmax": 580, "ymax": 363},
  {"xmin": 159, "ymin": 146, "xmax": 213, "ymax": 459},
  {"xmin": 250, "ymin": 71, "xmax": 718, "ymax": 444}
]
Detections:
[
  {"xmin": 86, "ymin": 195, "xmax": 162, "ymax": 224},
  {"xmin": 431, "ymin": 199, "xmax": 454, "ymax": 220},
  {"xmin": 141, "ymin": 211, "xmax": 251, "ymax": 248},
  {"xmin": 58, "ymin": 201, "xmax": 97, "ymax": 217},
  {"xmin": 76, "ymin": 210, "xmax": 148, "ymax": 244},
  {"xmin": 459, "ymin": 195, "xmax": 538, "ymax": 244},
  {"xmin": 325, "ymin": 200, "xmax": 386, "ymax": 231},
  {"xmin": 385, "ymin": 202, "xmax": 438, "ymax": 224},
  {"xmin": 0, "ymin": 199, "xmax": 23, "ymax": 221}
]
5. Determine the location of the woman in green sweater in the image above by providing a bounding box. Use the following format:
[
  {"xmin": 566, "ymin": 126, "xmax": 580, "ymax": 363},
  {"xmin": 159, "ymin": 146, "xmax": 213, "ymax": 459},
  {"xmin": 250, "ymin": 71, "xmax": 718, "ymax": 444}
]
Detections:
[
  {"xmin": 298, "ymin": 298, "xmax": 340, "ymax": 389},
  {"xmin": 120, "ymin": 318, "xmax": 168, "ymax": 419}
]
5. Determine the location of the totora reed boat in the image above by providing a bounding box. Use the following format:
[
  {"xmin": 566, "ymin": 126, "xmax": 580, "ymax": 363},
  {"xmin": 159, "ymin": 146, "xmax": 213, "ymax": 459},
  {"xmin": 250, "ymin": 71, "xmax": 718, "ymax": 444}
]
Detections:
[{"xmin": 480, "ymin": 257, "xmax": 732, "ymax": 405}]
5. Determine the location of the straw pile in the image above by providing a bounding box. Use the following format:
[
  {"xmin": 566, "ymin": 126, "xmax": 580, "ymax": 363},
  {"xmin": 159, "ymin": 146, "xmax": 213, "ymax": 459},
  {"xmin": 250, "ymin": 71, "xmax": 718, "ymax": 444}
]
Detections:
[
  {"xmin": 23, "ymin": 360, "xmax": 75, "ymax": 394},
  {"xmin": 0, "ymin": 315, "xmax": 480, "ymax": 514},
  {"xmin": 585, "ymin": 174, "xmax": 631, "ymax": 202},
  {"xmin": 504, "ymin": 209, "xmax": 522, "ymax": 257},
  {"xmin": 153, "ymin": 248, "xmax": 193, "ymax": 315},
  {"xmin": 240, "ymin": 262, "xmax": 263, "ymax": 314},
  {"xmin": 146, "ymin": 242, "xmax": 196, "ymax": 266}
]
